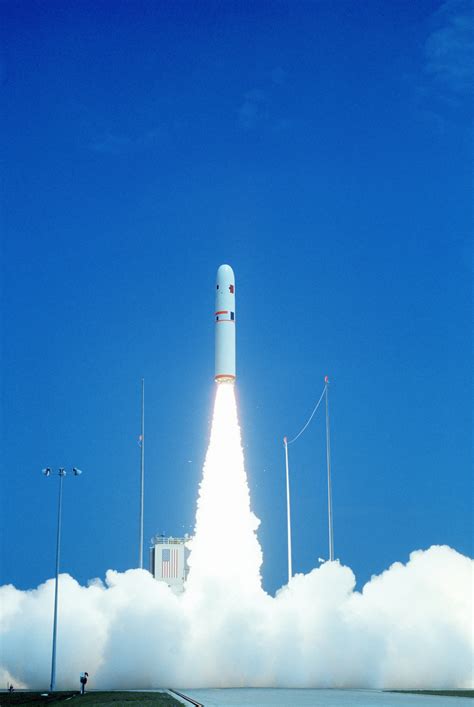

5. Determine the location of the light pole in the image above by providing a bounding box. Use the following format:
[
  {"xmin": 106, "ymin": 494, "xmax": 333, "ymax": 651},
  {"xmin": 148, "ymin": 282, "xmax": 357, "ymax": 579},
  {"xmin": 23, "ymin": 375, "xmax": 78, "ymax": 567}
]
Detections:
[{"xmin": 43, "ymin": 466, "xmax": 82, "ymax": 692}]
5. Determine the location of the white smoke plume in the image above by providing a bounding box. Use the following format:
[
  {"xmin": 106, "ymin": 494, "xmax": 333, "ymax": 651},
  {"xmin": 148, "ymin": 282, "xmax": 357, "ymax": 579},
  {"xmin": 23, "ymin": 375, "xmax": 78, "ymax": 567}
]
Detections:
[{"xmin": 1, "ymin": 385, "xmax": 472, "ymax": 690}]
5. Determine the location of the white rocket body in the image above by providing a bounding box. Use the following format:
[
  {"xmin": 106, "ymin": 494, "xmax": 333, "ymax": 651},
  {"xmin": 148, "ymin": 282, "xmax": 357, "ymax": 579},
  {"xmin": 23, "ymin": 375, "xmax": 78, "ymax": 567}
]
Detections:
[{"xmin": 215, "ymin": 264, "xmax": 236, "ymax": 383}]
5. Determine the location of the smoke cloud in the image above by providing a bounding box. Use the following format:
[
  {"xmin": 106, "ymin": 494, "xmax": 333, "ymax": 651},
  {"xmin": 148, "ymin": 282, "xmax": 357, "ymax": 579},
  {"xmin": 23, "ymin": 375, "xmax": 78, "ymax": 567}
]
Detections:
[{"xmin": 1, "ymin": 386, "xmax": 472, "ymax": 690}]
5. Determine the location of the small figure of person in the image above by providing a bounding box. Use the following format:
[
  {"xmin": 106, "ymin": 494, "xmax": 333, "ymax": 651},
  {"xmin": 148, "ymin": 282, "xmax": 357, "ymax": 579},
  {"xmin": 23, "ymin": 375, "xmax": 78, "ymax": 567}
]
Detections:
[
  {"xmin": 79, "ymin": 672, "xmax": 89, "ymax": 695},
  {"xmin": 8, "ymin": 684, "xmax": 14, "ymax": 693}
]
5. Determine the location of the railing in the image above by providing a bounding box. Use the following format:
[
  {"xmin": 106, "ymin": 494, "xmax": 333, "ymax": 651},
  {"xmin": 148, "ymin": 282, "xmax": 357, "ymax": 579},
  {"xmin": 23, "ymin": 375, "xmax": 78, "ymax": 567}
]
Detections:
[{"xmin": 150, "ymin": 535, "xmax": 190, "ymax": 545}]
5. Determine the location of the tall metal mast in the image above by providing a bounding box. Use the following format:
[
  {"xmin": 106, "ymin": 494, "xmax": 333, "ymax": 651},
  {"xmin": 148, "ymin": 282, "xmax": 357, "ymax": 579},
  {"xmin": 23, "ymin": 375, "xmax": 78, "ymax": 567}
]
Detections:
[
  {"xmin": 138, "ymin": 378, "xmax": 145, "ymax": 568},
  {"xmin": 283, "ymin": 436, "xmax": 292, "ymax": 583},
  {"xmin": 325, "ymin": 376, "xmax": 334, "ymax": 561}
]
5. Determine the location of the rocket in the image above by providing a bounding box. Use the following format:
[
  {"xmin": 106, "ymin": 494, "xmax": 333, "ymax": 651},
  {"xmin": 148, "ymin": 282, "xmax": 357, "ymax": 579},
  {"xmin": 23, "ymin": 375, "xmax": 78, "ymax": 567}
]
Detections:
[{"xmin": 215, "ymin": 264, "xmax": 236, "ymax": 383}]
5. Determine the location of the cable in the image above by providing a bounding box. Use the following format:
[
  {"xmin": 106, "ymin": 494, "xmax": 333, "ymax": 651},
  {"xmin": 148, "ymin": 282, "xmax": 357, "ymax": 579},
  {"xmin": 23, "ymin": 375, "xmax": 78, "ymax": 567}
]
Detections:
[{"xmin": 287, "ymin": 383, "xmax": 327, "ymax": 445}]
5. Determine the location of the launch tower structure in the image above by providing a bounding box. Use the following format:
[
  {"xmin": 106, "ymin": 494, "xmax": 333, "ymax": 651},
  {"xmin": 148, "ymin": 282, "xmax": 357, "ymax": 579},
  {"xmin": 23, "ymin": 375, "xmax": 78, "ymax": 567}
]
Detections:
[{"xmin": 150, "ymin": 535, "xmax": 190, "ymax": 594}]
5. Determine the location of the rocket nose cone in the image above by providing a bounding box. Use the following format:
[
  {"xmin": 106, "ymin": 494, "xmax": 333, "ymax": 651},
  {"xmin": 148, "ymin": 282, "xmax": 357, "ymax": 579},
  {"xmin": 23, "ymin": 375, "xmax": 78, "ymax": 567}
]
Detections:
[{"xmin": 217, "ymin": 263, "xmax": 234, "ymax": 280}]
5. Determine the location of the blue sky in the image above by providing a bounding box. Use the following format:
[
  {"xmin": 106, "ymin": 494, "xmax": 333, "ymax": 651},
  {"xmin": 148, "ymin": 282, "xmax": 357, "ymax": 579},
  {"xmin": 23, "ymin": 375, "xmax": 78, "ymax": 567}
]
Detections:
[{"xmin": 1, "ymin": 0, "xmax": 472, "ymax": 596}]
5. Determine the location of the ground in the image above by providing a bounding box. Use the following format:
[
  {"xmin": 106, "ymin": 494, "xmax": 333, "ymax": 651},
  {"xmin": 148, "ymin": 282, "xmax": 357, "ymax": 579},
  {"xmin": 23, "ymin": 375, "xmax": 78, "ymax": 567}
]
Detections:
[
  {"xmin": 0, "ymin": 692, "xmax": 181, "ymax": 706},
  {"xmin": 391, "ymin": 691, "xmax": 474, "ymax": 699},
  {"xmin": 1, "ymin": 689, "xmax": 473, "ymax": 706}
]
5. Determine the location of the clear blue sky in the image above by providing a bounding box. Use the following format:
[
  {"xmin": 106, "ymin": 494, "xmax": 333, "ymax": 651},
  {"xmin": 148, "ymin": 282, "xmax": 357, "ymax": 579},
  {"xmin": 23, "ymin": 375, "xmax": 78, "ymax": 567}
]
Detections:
[{"xmin": 1, "ymin": 0, "xmax": 472, "ymax": 595}]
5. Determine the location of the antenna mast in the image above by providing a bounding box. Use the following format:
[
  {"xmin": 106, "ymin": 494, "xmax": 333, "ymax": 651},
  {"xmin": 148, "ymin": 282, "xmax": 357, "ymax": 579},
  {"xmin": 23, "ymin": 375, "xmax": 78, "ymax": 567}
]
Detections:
[
  {"xmin": 325, "ymin": 376, "xmax": 334, "ymax": 561},
  {"xmin": 139, "ymin": 378, "xmax": 145, "ymax": 568}
]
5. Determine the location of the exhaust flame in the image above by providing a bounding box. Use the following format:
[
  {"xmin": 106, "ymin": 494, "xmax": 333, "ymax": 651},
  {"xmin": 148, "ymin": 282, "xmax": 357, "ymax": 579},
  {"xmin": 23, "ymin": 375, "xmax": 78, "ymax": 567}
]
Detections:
[
  {"xmin": 0, "ymin": 385, "xmax": 472, "ymax": 690},
  {"xmin": 186, "ymin": 383, "xmax": 262, "ymax": 595}
]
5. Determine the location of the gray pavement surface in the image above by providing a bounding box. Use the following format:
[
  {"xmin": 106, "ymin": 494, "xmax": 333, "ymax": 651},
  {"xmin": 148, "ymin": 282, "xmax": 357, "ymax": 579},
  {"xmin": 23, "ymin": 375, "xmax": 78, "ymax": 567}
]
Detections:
[{"xmin": 178, "ymin": 688, "xmax": 472, "ymax": 707}]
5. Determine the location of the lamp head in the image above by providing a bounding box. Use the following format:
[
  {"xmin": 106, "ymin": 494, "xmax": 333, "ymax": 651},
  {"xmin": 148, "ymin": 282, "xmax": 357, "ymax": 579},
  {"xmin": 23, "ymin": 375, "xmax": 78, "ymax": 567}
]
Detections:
[
  {"xmin": 42, "ymin": 468, "xmax": 52, "ymax": 477},
  {"xmin": 73, "ymin": 468, "xmax": 83, "ymax": 476}
]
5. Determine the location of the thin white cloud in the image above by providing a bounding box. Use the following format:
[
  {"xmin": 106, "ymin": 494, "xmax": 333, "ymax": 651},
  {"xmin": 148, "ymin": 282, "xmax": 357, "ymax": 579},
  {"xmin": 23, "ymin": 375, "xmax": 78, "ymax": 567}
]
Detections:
[
  {"xmin": 414, "ymin": 0, "xmax": 472, "ymax": 131},
  {"xmin": 424, "ymin": 0, "xmax": 473, "ymax": 97},
  {"xmin": 238, "ymin": 69, "xmax": 291, "ymax": 132},
  {"xmin": 90, "ymin": 126, "xmax": 169, "ymax": 155},
  {"xmin": 238, "ymin": 89, "xmax": 267, "ymax": 130},
  {"xmin": 91, "ymin": 133, "xmax": 132, "ymax": 155},
  {"xmin": 271, "ymin": 66, "xmax": 287, "ymax": 86}
]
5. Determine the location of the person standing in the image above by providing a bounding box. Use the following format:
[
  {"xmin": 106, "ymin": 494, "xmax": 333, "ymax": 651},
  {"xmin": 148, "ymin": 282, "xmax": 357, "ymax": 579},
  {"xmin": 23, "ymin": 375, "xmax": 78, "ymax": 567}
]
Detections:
[{"xmin": 79, "ymin": 672, "xmax": 89, "ymax": 695}]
